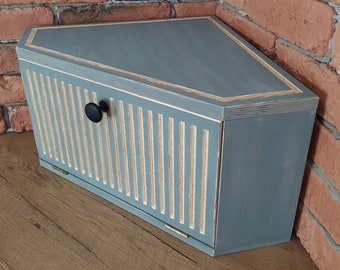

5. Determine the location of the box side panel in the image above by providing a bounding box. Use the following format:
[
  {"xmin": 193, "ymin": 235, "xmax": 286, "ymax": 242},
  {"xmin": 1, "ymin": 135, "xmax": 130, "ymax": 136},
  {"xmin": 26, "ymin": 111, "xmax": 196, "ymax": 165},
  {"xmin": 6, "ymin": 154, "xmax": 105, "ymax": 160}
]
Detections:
[{"xmin": 214, "ymin": 110, "xmax": 316, "ymax": 255}]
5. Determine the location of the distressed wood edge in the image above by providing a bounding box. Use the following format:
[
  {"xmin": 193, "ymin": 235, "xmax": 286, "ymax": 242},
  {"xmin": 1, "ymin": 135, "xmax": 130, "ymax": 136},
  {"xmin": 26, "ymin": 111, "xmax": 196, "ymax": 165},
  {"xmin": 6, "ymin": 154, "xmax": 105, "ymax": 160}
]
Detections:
[{"xmin": 223, "ymin": 97, "xmax": 319, "ymax": 120}]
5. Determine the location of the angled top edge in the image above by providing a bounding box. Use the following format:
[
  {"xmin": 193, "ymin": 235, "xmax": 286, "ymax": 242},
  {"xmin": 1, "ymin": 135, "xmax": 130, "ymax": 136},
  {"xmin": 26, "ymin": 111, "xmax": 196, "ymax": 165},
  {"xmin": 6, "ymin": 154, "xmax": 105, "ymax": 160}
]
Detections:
[{"xmin": 17, "ymin": 16, "xmax": 317, "ymax": 107}]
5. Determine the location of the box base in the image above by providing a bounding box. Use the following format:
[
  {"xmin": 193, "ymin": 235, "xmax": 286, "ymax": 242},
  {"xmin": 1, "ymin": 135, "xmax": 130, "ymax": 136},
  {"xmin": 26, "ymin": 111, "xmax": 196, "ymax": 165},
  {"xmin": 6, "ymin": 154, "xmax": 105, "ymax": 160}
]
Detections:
[{"xmin": 40, "ymin": 158, "xmax": 292, "ymax": 256}]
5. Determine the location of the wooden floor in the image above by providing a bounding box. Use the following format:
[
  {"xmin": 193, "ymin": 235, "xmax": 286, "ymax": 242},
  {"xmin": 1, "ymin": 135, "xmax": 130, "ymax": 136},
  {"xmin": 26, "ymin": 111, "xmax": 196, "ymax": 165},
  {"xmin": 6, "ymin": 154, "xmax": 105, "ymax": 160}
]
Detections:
[{"xmin": 0, "ymin": 132, "xmax": 318, "ymax": 270}]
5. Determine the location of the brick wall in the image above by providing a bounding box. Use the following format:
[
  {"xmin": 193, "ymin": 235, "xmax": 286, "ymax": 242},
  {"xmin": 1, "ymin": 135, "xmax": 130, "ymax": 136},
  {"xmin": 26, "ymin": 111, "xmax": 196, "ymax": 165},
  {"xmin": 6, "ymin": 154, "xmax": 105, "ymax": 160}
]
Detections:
[
  {"xmin": 1, "ymin": 0, "xmax": 339, "ymax": 268},
  {"xmin": 0, "ymin": 0, "xmax": 217, "ymax": 132},
  {"xmin": 216, "ymin": 1, "xmax": 340, "ymax": 269}
]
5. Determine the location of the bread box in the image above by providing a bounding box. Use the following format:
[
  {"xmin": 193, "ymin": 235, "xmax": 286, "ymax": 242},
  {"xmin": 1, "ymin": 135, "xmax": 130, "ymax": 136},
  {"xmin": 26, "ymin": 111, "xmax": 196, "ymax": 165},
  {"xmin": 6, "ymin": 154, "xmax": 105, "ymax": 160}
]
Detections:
[{"xmin": 16, "ymin": 16, "xmax": 318, "ymax": 256}]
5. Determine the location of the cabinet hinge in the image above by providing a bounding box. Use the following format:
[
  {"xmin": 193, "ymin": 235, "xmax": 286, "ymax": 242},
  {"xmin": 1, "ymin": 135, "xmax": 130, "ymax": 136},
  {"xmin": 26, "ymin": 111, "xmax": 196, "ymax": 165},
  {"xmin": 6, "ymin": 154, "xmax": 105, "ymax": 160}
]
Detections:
[
  {"xmin": 52, "ymin": 165, "xmax": 69, "ymax": 175},
  {"xmin": 165, "ymin": 224, "xmax": 189, "ymax": 238}
]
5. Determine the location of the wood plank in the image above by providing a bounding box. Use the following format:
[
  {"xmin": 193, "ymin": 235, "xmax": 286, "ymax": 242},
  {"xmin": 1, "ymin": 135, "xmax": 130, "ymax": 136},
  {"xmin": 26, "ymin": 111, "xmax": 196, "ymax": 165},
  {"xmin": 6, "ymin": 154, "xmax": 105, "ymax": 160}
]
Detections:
[{"xmin": 0, "ymin": 132, "xmax": 318, "ymax": 270}]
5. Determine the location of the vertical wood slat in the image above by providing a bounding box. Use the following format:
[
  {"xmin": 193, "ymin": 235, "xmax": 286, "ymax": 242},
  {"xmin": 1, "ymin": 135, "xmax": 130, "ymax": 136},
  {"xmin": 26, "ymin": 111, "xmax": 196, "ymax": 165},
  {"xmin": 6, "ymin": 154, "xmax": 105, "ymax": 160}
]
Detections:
[
  {"xmin": 25, "ymin": 70, "xmax": 46, "ymax": 156},
  {"xmin": 128, "ymin": 104, "xmax": 138, "ymax": 201},
  {"xmin": 46, "ymin": 76, "xmax": 65, "ymax": 164},
  {"xmin": 103, "ymin": 107, "xmax": 115, "ymax": 187},
  {"xmin": 137, "ymin": 107, "xmax": 147, "ymax": 205},
  {"xmin": 92, "ymin": 92, "xmax": 107, "ymax": 185},
  {"xmin": 45, "ymin": 76, "xmax": 59, "ymax": 161},
  {"xmin": 179, "ymin": 121, "xmax": 185, "ymax": 224},
  {"xmin": 110, "ymin": 98, "xmax": 122, "ymax": 191},
  {"xmin": 33, "ymin": 71, "xmax": 51, "ymax": 157},
  {"xmin": 40, "ymin": 74, "xmax": 57, "ymax": 160},
  {"xmin": 147, "ymin": 110, "xmax": 156, "ymax": 209},
  {"xmin": 69, "ymin": 84, "xmax": 85, "ymax": 174},
  {"xmin": 189, "ymin": 125, "xmax": 197, "ymax": 229},
  {"xmin": 157, "ymin": 114, "xmax": 165, "ymax": 214},
  {"xmin": 118, "ymin": 101, "xmax": 130, "ymax": 196},
  {"xmin": 61, "ymin": 82, "xmax": 78, "ymax": 170},
  {"xmin": 53, "ymin": 79, "xmax": 67, "ymax": 165},
  {"xmin": 199, "ymin": 129, "xmax": 209, "ymax": 235},
  {"xmin": 77, "ymin": 86, "xmax": 92, "ymax": 177},
  {"xmin": 168, "ymin": 117, "xmax": 175, "ymax": 219},
  {"xmin": 85, "ymin": 90, "xmax": 99, "ymax": 180},
  {"xmin": 54, "ymin": 78, "xmax": 71, "ymax": 167}
]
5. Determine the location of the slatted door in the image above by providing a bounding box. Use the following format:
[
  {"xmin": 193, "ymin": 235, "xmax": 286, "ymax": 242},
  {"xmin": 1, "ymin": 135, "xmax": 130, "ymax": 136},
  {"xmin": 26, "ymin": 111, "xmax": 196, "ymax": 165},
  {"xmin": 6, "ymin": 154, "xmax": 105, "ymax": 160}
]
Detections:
[{"xmin": 21, "ymin": 62, "xmax": 222, "ymax": 247}]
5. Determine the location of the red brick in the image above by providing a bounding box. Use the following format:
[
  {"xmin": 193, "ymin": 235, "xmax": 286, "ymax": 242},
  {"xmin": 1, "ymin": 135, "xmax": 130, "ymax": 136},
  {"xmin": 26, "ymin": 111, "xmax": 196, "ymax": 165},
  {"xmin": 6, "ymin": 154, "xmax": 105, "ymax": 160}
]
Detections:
[
  {"xmin": 221, "ymin": 0, "xmax": 246, "ymax": 9},
  {"xmin": 7, "ymin": 104, "xmax": 32, "ymax": 132},
  {"xmin": 0, "ymin": 7, "xmax": 53, "ymax": 40},
  {"xmin": 1, "ymin": 0, "xmax": 101, "ymax": 3},
  {"xmin": 331, "ymin": 25, "xmax": 340, "ymax": 72},
  {"xmin": 301, "ymin": 165, "xmax": 340, "ymax": 244},
  {"xmin": 309, "ymin": 121, "xmax": 340, "ymax": 191},
  {"xmin": 0, "ymin": 106, "xmax": 7, "ymax": 134},
  {"xmin": 174, "ymin": 2, "xmax": 217, "ymax": 18},
  {"xmin": 245, "ymin": 0, "xmax": 335, "ymax": 57},
  {"xmin": 0, "ymin": 43, "xmax": 19, "ymax": 73},
  {"xmin": 0, "ymin": 75, "xmax": 26, "ymax": 104},
  {"xmin": 295, "ymin": 204, "xmax": 340, "ymax": 270},
  {"xmin": 216, "ymin": 6, "xmax": 276, "ymax": 58},
  {"xmin": 59, "ymin": 3, "xmax": 171, "ymax": 25},
  {"xmin": 276, "ymin": 42, "xmax": 340, "ymax": 130}
]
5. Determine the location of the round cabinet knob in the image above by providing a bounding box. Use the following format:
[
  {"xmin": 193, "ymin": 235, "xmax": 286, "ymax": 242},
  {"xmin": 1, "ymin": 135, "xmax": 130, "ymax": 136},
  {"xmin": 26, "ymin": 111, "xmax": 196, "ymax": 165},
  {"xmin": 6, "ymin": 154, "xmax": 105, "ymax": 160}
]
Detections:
[{"xmin": 85, "ymin": 100, "xmax": 109, "ymax": 123}]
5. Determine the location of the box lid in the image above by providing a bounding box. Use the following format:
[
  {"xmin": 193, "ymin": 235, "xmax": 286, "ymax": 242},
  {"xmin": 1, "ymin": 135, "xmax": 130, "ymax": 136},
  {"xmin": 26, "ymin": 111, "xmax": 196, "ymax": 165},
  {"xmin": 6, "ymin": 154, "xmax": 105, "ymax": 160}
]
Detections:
[{"xmin": 17, "ymin": 16, "xmax": 318, "ymax": 121}]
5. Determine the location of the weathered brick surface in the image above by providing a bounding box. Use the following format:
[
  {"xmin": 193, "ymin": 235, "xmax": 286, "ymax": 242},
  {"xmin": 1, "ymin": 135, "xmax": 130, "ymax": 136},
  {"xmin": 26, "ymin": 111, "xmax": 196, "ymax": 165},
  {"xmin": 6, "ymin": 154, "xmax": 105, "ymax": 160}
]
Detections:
[
  {"xmin": 216, "ymin": 6, "xmax": 276, "ymax": 58},
  {"xmin": 309, "ymin": 121, "xmax": 340, "ymax": 191},
  {"xmin": 295, "ymin": 204, "xmax": 340, "ymax": 270},
  {"xmin": 276, "ymin": 42, "xmax": 340, "ymax": 130},
  {"xmin": 0, "ymin": 75, "xmax": 26, "ymax": 104},
  {"xmin": 0, "ymin": 43, "xmax": 19, "ymax": 74},
  {"xmin": 0, "ymin": 7, "xmax": 53, "ymax": 40},
  {"xmin": 1, "ymin": 0, "xmax": 101, "ymax": 3},
  {"xmin": 222, "ymin": 0, "xmax": 246, "ymax": 9},
  {"xmin": 174, "ymin": 2, "xmax": 217, "ymax": 17},
  {"xmin": 331, "ymin": 24, "xmax": 340, "ymax": 72},
  {"xmin": 7, "ymin": 104, "xmax": 32, "ymax": 132},
  {"xmin": 245, "ymin": 0, "xmax": 335, "ymax": 57},
  {"xmin": 59, "ymin": 3, "xmax": 171, "ymax": 25},
  {"xmin": 0, "ymin": 106, "xmax": 7, "ymax": 134},
  {"xmin": 301, "ymin": 164, "xmax": 340, "ymax": 244}
]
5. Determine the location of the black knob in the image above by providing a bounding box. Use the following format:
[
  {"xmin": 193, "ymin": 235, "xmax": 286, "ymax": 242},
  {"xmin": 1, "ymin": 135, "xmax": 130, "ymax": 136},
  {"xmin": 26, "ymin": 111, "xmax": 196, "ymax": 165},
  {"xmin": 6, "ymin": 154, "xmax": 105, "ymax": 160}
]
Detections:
[{"xmin": 85, "ymin": 100, "xmax": 109, "ymax": 123}]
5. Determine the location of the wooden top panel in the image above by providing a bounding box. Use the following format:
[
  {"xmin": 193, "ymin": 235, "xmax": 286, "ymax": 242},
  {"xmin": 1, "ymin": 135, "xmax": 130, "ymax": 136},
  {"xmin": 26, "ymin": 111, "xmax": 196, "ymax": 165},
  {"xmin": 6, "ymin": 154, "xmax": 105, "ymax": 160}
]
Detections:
[{"xmin": 22, "ymin": 17, "xmax": 303, "ymax": 103}]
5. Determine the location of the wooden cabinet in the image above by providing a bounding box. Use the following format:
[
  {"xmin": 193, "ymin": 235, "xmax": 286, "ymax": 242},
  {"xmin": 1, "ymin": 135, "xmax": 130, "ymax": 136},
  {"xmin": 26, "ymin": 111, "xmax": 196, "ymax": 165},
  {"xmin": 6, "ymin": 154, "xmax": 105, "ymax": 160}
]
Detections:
[{"xmin": 17, "ymin": 16, "xmax": 318, "ymax": 256}]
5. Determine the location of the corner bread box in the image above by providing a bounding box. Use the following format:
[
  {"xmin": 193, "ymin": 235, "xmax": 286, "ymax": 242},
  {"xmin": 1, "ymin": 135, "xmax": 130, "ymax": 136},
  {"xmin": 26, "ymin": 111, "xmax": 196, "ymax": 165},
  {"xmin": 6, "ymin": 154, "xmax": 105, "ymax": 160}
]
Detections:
[{"xmin": 17, "ymin": 16, "xmax": 318, "ymax": 256}]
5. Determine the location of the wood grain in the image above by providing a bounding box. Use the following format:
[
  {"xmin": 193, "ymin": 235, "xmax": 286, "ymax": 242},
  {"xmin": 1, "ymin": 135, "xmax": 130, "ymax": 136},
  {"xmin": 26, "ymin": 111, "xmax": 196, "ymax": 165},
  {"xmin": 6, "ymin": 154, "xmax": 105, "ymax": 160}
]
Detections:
[{"xmin": 0, "ymin": 132, "xmax": 317, "ymax": 270}]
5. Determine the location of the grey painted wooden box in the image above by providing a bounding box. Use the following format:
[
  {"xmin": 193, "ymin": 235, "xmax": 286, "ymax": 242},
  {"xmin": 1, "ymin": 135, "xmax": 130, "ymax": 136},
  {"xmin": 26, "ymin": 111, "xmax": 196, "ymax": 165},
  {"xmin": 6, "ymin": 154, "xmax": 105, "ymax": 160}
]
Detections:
[{"xmin": 17, "ymin": 16, "xmax": 318, "ymax": 256}]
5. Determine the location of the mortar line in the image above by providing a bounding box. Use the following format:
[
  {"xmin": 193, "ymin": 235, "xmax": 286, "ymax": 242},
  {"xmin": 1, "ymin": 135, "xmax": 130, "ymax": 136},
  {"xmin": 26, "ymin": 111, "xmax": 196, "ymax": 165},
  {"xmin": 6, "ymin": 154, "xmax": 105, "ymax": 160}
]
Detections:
[
  {"xmin": 307, "ymin": 159, "xmax": 340, "ymax": 201},
  {"xmin": 106, "ymin": 0, "xmax": 168, "ymax": 3},
  {"xmin": 169, "ymin": 0, "xmax": 176, "ymax": 18},
  {"xmin": 218, "ymin": 2, "xmax": 278, "ymax": 44},
  {"xmin": 1, "ymin": 72, "xmax": 21, "ymax": 76},
  {"xmin": 302, "ymin": 202, "xmax": 340, "ymax": 250},
  {"xmin": 277, "ymin": 38, "xmax": 331, "ymax": 63},
  {"xmin": 316, "ymin": 115, "xmax": 340, "ymax": 140},
  {"xmin": 0, "ymin": 40, "xmax": 19, "ymax": 44},
  {"xmin": 0, "ymin": 3, "xmax": 41, "ymax": 8},
  {"xmin": 219, "ymin": 2, "xmax": 246, "ymax": 16},
  {"xmin": 0, "ymin": 2, "xmax": 105, "ymax": 9},
  {"xmin": 3, "ymin": 101, "xmax": 28, "ymax": 107}
]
